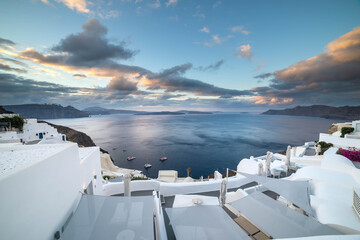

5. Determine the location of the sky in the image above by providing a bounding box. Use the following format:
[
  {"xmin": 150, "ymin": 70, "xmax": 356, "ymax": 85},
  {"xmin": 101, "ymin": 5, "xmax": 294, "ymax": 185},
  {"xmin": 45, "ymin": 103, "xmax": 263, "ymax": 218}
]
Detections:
[{"xmin": 0, "ymin": 0, "xmax": 359, "ymax": 112}]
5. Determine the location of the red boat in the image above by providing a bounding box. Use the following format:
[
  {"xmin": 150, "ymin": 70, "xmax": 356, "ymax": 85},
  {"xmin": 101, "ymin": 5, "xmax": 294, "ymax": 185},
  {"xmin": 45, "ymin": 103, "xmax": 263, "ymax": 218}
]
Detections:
[{"xmin": 160, "ymin": 157, "xmax": 167, "ymax": 161}]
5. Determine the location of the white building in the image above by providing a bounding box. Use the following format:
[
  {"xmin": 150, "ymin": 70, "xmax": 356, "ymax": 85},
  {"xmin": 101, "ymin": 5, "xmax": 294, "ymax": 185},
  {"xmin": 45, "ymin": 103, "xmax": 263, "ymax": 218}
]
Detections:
[
  {"xmin": 0, "ymin": 142, "xmax": 102, "ymax": 239},
  {"xmin": 0, "ymin": 118, "xmax": 66, "ymax": 143}
]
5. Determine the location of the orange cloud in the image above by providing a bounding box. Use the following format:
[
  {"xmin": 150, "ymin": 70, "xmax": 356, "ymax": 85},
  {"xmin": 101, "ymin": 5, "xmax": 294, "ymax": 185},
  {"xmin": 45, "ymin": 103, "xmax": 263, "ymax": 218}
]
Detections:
[
  {"xmin": 251, "ymin": 96, "xmax": 293, "ymax": 105},
  {"xmin": 274, "ymin": 26, "xmax": 360, "ymax": 83},
  {"xmin": 42, "ymin": 0, "xmax": 90, "ymax": 13},
  {"xmin": 327, "ymin": 27, "xmax": 360, "ymax": 62}
]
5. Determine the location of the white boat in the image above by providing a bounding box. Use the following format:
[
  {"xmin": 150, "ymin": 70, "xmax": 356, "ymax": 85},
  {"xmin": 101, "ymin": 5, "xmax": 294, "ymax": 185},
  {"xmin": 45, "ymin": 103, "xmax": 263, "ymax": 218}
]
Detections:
[
  {"xmin": 144, "ymin": 164, "xmax": 152, "ymax": 169},
  {"xmin": 127, "ymin": 156, "xmax": 136, "ymax": 161}
]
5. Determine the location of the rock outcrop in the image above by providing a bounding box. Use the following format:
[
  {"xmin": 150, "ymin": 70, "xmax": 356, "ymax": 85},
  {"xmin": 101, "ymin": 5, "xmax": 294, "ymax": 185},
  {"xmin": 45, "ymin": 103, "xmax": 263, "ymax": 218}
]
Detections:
[
  {"xmin": 4, "ymin": 104, "xmax": 88, "ymax": 119},
  {"xmin": 263, "ymin": 105, "xmax": 360, "ymax": 120},
  {"xmin": 0, "ymin": 106, "xmax": 13, "ymax": 114}
]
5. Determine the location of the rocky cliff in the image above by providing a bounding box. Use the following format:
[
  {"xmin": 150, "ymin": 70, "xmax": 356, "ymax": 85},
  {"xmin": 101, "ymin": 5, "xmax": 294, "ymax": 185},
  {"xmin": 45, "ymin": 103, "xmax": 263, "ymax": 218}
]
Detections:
[
  {"xmin": 0, "ymin": 106, "xmax": 13, "ymax": 114},
  {"xmin": 4, "ymin": 104, "xmax": 89, "ymax": 119},
  {"xmin": 39, "ymin": 121, "xmax": 111, "ymax": 157},
  {"xmin": 263, "ymin": 105, "xmax": 360, "ymax": 120}
]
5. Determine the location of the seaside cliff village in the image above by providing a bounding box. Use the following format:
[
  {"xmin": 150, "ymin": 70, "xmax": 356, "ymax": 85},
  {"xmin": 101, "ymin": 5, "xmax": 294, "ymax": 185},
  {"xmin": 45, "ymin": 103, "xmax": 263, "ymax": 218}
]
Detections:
[{"xmin": 1, "ymin": 113, "xmax": 360, "ymax": 239}]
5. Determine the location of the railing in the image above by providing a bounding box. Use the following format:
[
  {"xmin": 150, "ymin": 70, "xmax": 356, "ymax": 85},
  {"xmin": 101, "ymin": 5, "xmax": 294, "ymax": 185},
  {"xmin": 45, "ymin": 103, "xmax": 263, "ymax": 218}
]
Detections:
[{"xmin": 353, "ymin": 188, "xmax": 360, "ymax": 219}]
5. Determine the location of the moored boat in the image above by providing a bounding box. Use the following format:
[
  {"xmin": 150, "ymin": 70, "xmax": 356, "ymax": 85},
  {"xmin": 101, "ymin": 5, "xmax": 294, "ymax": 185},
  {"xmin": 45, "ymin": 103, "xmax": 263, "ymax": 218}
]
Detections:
[{"xmin": 127, "ymin": 156, "xmax": 136, "ymax": 161}]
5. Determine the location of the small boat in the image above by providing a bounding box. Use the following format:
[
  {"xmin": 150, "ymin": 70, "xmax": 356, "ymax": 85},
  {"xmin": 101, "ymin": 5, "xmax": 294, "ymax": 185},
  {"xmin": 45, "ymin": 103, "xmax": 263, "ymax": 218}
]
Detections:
[
  {"xmin": 160, "ymin": 157, "xmax": 167, "ymax": 161},
  {"xmin": 144, "ymin": 164, "xmax": 152, "ymax": 169},
  {"xmin": 127, "ymin": 156, "xmax": 136, "ymax": 161}
]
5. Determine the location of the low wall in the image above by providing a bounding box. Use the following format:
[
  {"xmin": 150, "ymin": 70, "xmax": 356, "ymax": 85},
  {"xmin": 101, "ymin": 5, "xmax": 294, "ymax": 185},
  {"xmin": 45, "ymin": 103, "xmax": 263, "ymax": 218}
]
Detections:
[
  {"xmin": 319, "ymin": 133, "xmax": 360, "ymax": 148},
  {"xmin": 103, "ymin": 176, "xmax": 250, "ymax": 197},
  {"xmin": 79, "ymin": 147, "xmax": 103, "ymax": 195}
]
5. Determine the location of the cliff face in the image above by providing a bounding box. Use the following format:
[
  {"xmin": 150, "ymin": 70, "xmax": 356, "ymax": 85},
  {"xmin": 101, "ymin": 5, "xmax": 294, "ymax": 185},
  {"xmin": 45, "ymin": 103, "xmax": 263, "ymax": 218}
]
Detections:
[
  {"xmin": 4, "ymin": 104, "xmax": 89, "ymax": 119},
  {"xmin": 0, "ymin": 106, "xmax": 13, "ymax": 114},
  {"xmin": 39, "ymin": 121, "xmax": 96, "ymax": 147},
  {"xmin": 262, "ymin": 105, "xmax": 360, "ymax": 120},
  {"xmin": 39, "ymin": 121, "xmax": 111, "ymax": 159}
]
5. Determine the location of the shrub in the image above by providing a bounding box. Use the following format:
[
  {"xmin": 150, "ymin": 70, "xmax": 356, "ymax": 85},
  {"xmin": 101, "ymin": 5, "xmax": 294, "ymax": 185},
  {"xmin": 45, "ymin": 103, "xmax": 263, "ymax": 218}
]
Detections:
[
  {"xmin": 317, "ymin": 141, "xmax": 333, "ymax": 155},
  {"xmin": 102, "ymin": 175, "xmax": 111, "ymax": 180},
  {"xmin": 341, "ymin": 127, "xmax": 354, "ymax": 138},
  {"xmin": 0, "ymin": 116, "xmax": 25, "ymax": 130},
  {"xmin": 338, "ymin": 147, "xmax": 360, "ymax": 162},
  {"xmin": 132, "ymin": 176, "xmax": 148, "ymax": 181}
]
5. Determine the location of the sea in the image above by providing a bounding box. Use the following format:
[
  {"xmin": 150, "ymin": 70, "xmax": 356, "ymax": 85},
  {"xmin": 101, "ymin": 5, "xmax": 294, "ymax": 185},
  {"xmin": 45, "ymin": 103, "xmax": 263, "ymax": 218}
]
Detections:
[{"xmin": 47, "ymin": 113, "xmax": 336, "ymax": 178}]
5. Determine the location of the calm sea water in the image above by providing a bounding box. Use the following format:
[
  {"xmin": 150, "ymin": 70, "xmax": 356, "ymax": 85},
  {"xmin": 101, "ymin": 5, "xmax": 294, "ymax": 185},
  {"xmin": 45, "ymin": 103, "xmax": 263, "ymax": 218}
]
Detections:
[{"xmin": 48, "ymin": 113, "xmax": 335, "ymax": 178}]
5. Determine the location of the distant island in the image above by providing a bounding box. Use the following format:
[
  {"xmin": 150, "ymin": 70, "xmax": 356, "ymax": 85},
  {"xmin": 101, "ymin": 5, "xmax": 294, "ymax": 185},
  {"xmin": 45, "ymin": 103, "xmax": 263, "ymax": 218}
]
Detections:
[
  {"xmin": 3, "ymin": 104, "xmax": 89, "ymax": 119},
  {"xmin": 82, "ymin": 107, "xmax": 144, "ymax": 115},
  {"xmin": 262, "ymin": 105, "xmax": 360, "ymax": 120},
  {"xmin": 1, "ymin": 104, "xmax": 215, "ymax": 119},
  {"xmin": 135, "ymin": 111, "xmax": 185, "ymax": 115},
  {"xmin": 84, "ymin": 107, "xmax": 214, "ymax": 116}
]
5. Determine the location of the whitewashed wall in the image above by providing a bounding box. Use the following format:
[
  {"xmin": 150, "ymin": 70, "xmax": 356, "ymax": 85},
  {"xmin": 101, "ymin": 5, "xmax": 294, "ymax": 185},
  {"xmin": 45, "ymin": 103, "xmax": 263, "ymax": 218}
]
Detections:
[
  {"xmin": 20, "ymin": 122, "xmax": 59, "ymax": 142},
  {"xmin": 0, "ymin": 144, "xmax": 81, "ymax": 240},
  {"xmin": 0, "ymin": 143, "xmax": 103, "ymax": 240},
  {"xmin": 319, "ymin": 133, "xmax": 360, "ymax": 148},
  {"xmin": 79, "ymin": 147, "xmax": 103, "ymax": 195},
  {"xmin": 0, "ymin": 131, "xmax": 18, "ymax": 142}
]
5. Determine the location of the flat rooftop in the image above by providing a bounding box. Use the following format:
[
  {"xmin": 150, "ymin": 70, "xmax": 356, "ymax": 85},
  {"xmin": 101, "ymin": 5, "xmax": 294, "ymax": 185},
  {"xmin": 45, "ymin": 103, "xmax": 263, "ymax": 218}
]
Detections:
[{"xmin": 0, "ymin": 143, "xmax": 71, "ymax": 176}]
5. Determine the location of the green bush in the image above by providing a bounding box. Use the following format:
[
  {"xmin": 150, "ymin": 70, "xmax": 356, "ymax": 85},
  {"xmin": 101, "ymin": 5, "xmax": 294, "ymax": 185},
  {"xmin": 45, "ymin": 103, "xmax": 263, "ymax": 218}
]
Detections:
[
  {"xmin": 103, "ymin": 175, "xmax": 111, "ymax": 180},
  {"xmin": 0, "ymin": 116, "xmax": 25, "ymax": 130},
  {"xmin": 132, "ymin": 176, "xmax": 148, "ymax": 181},
  {"xmin": 341, "ymin": 127, "xmax": 354, "ymax": 138},
  {"xmin": 317, "ymin": 141, "xmax": 334, "ymax": 155}
]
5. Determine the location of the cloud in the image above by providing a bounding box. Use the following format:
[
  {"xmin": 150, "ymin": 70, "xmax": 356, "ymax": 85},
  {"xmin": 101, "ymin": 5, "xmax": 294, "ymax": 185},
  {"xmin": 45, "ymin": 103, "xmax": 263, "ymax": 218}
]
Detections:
[
  {"xmin": 43, "ymin": 0, "xmax": 90, "ymax": 13},
  {"xmin": 158, "ymin": 93, "xmax": 185, "ymax": 100},
  {"xmin": 213, "ymin": 1, "xmax": 222, "ymax": 8},
  {"xmin": 107, "ymin": 76, "xmax": 138, "ymax": 92},
  {"xmin": 193, "ymin": 12, "xmax": 206, "ymax": 19},
  {"xmin": 200, "ymin": 27, "xmax": 210, "ymax": 33},
  {"xmin": 0, "ymin": 73, "xmax": 138, "ymax": 107},
  {"xmin": 0, "ymin": 57, "xmax": 28, "ymax": 67},
  {"xmin": 196, "ymin": 60, "xmax": 224, "ymax": 71},
  {"xmin": 0, "ymin": 37, "xmax": 15, "ymax": 47},
  {"xmin": 0, "ymin": 73, "xmax": 84, "ymax": 104},
  {"xmin": 254, "ymin": 73, "xmax": 273, "ymax": 79},
  {"xmin": 264, "ymin": 26, "xmax": 360, "ymax": 105},
  {"xmin": 274, "ymin": 27, "xmax": 360, "ymax": 84},
  {"xmin": 73, "ymin": 73, "xmax": 87, "ymax": 78},
  {"xmin": 168, "ymin": 15, "xmax": 179, "ymax": 22},
  {"xmin": 142, "ymin": 63, "xmax": 254, "ymax": 98},
  {"xmin": 204, "ymin": 34, "xmax": 232, "ymax": 47},
  {"xmin": 52, "ymin": 18, "xmax": 135, "ymax": 64},
  {"xmin": 19, "ymin": 18, "xmax": 141, "ymax": 79},
  {"xmin": 231, "ymin": 25, "xmax": 250, "ymax": 35},
  {"xmin": 12, "ymin": 18, "xmax": 258, "ymax": 101},
  {"xmin": 148, "ymin": 0, "xmax": 161, "ymax": 8},
  {"xmin": 98, "ymin": 10, "xmax": 120, "ymax": 19},
  {"xmin": 236, "ymin": 44, "xmax": 252, "ymax": 60},
  {"xmin": 166, "ymin": 0, "xmax": 178, "ymax": 7},
  {"xmin": 0, "ymin": 63, "xmax": 27, "ymax": 73}
]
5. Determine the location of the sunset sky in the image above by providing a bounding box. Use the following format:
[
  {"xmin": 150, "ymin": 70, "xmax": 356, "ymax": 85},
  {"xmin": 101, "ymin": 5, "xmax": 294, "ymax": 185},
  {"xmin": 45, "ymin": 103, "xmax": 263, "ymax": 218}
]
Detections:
[{"xmin": 0, "ymin": 0, "xmax": 359, "ymax": 111}]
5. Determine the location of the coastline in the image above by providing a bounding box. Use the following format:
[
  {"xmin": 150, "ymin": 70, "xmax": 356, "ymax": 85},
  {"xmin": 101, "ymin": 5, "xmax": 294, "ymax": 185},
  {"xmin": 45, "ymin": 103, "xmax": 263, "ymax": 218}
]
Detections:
[{"xmin": 39, "ymin": 120, "xmax": 144, "ymax": 179}]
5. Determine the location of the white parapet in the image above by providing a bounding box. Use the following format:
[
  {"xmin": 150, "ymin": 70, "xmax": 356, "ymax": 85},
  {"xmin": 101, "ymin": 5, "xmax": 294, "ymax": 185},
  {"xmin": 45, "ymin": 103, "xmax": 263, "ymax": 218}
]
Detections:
[{"xmin": 319, "ymin": 133, "xmax": 360, "ymax": 148}]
